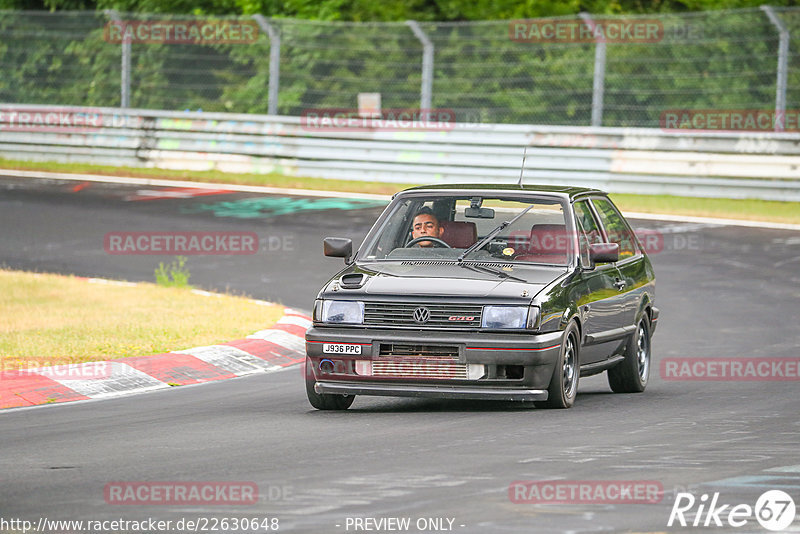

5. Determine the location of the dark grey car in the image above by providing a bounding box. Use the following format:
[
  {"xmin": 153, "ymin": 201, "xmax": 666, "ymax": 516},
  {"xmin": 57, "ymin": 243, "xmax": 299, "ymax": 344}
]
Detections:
[{"xmin": 305, "ymin": 184, "xmax": 658, "ymax": 409}]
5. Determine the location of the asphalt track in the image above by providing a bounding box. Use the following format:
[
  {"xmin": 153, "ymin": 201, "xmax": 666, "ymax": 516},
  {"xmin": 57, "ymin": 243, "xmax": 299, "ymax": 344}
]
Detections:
[{"xmin": 1, "ymin": 175, "xmax": 800, "ymax": 533}]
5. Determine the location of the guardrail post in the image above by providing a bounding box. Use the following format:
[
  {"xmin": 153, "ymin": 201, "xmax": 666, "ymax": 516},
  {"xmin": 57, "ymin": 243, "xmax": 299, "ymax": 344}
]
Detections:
[
  {"xmin": 104, "ymin": 9, "xmax": 131, "ymax": 108},
  {"xmin": 253, "ymin": 15, "xmax": 280, "ymax": 116},
  {"xmin": 579, "ymin": 12, "xmax": 606, "ymax": 127},
  {"xmin": 761, "ymin": 5, "xmax": 789, "ymax": 132},
  {"xmin": 406, "ymin": 20, "xmax": 434, "ymax": 112}
]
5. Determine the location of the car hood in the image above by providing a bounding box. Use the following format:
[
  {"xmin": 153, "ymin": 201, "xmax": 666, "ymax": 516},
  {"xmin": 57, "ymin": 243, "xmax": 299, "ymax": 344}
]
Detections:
[{"xmin": 329, "ymin": 262, "xmax": 568, "ymax": 299}]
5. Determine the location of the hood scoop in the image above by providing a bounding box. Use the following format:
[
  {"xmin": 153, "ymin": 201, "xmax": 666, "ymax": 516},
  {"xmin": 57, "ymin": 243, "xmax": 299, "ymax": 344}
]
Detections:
[{"xmin": 339, "ymin": 273, "xmax": 368, "ymax": 289}]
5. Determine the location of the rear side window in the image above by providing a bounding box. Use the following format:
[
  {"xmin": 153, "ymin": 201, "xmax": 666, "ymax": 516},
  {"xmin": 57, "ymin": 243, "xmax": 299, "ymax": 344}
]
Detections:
[{"xmin": 591, "ymin": 197, "xmax": 638, "ymax": 259}]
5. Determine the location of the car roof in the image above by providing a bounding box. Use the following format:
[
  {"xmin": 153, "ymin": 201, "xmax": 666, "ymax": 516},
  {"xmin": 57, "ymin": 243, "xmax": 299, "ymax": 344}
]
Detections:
[{"xmin": 399, "ymin": 183, "xmax": 607, "ymax": 200}]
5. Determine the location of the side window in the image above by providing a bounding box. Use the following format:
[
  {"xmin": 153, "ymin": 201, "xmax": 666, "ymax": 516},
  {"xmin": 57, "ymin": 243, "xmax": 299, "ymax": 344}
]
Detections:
[
  {"xmin": 573, "ymin": 201, "xmax": 603, "ymax": 267},
  {"xmin": 371, "ymin": 199, "xmax": 414, "ymax": 257},
  {"xmin": 591, "ymin": 197, "xmax": 638, "ymax": 259}
]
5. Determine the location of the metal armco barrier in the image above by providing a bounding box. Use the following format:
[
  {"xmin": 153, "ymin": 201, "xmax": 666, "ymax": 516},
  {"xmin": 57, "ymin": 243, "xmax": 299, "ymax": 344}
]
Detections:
[{"xmin": 1, "ymin": 104, "xmax": 799, "ymax": 201}]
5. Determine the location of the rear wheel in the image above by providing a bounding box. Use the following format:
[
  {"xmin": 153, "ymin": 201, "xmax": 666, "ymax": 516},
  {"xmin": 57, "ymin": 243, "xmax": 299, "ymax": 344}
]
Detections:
[
  {"xmin": 535, "ymin": 322, "xmax": 580, "ymax": 409},
  {"xmin": 305, "ymin": 358, "xmax": 355, "ymax": 410},
  {"xmin": 608, "ymin": 316, "xmax": 651, "ymax": 393}
]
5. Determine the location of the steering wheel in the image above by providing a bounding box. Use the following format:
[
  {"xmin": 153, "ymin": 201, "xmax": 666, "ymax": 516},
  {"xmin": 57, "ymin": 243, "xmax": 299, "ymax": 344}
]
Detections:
[{"xmin": 406, "ymin": 236, "xmax": 452, "ymax": 248}]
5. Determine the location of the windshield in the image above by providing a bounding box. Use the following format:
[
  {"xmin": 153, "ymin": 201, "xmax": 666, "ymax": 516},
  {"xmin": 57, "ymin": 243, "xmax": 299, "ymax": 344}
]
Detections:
[{"xmin": 358, "ymin": 194, "xmax": 572, "ymax": 265}]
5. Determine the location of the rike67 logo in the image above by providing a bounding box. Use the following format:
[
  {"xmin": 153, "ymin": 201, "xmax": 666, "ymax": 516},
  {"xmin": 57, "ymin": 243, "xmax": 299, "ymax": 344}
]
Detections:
[{"xmin": 668, "ymin": 490, "xmax": 796, "ymax": 531}]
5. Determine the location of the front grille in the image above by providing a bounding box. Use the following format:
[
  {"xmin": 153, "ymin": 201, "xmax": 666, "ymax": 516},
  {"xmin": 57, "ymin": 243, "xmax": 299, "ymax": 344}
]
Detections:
[
  {"xmin": 364, "ymin": 302, "xmax": 482, "ymax": 328},
  {"xmin": 372, "ymin": 358, "xmax": 469, "ymax": 379},
  {"xmin": 379, "ymin": 344, "xmax": 459, "ymax": 358}
]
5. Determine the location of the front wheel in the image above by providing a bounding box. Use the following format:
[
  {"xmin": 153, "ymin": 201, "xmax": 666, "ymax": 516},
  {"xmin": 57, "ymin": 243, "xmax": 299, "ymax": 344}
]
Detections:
[
  {"xmin": 535, "ymin": 321, "xmax": 580, "ymax": 409},
  {"xmin": 305, "ymin": 358, "xmax": 355, "ymax": 410},
  {"xmin": 607, "ymin": 316, "xmax": 651, "ymax": 393}
]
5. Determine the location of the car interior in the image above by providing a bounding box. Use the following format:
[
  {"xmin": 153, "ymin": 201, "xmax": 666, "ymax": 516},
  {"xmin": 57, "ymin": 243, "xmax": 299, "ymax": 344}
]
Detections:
[{"xmin": 375, "ymin": 196, "xmax": 571, "ymax": 265}]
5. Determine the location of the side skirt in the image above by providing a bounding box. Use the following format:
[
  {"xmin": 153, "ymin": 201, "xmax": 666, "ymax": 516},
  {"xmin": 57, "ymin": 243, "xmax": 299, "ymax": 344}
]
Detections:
[{"xmin": 580, "ymin": 354, "xmax": 625, "ymax": 377}]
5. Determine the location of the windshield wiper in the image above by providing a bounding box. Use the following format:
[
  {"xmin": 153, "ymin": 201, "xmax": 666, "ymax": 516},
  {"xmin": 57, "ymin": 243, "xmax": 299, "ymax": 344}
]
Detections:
[
  {"xmin": 457, "ymin": 204, "xmax": 535, "ymax": 262},
  {"xmin": 459, "ymin": 261, "xmax": 527, "ymax": 283}
]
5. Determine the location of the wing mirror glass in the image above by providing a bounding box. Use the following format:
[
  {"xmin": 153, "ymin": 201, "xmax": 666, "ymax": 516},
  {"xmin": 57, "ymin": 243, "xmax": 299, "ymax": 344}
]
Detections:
[
  {"xmin": 589, "ymin": 242, "xmax": 619, "ymax": 265},
  {"xmin": 323, "ymin": 237, "xmax": 353, "ymax": 263}
]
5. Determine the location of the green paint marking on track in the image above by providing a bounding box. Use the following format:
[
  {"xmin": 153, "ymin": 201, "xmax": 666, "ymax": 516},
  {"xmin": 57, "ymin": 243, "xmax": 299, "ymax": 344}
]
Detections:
[{"xmin": 179, "ymin": 196, "xmax": 387, "ymax": 219}]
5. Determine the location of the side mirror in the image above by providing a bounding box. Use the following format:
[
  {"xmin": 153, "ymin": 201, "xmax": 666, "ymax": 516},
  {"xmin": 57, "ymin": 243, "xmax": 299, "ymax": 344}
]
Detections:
[
  {"xmin": 589, "ymin": 242, "xmax": 619, "ymax": 265},
  {"xmin": 323, "ymin": 237, "xmax": 353, "ymax": 263}
]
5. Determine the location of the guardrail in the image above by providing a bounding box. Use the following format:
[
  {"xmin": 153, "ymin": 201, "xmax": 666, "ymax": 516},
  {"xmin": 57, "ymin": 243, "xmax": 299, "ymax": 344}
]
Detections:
[{"xmin": 1, "ymin": 104, "xmax": 799, "ymax": 201}]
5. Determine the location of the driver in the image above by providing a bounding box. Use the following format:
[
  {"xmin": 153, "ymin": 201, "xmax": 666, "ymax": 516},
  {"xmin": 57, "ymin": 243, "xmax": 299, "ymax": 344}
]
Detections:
[{"xmin": 411, "ymin": 207, "xmax": 444, "ymax": 247}]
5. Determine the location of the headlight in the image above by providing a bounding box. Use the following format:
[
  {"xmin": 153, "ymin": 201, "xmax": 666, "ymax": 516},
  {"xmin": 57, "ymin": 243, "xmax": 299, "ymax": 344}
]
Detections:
[
  {"xmin": 319, "ymin": 300, "xmax": 364, "ymax": 324},
  {"xmin": 482, "ymin": 306, "xmax": 528, "ymax": 329}
]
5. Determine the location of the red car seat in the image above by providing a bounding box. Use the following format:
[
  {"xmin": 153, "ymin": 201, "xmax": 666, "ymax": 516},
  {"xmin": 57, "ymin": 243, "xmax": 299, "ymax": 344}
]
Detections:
[{"xmin": 439, "ymin": 221, "xmax": 477, "ymax": 248}]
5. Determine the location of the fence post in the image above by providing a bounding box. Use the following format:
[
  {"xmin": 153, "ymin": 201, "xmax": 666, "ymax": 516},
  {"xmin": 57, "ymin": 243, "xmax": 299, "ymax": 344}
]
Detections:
[
  {"xmin": 253, "ymin": 15, "xmax": 280, "ymax": 116},
  {"xmin": 104, "ymin": 10, "xmax": 130, "ymax": 108},
  {"xmin": 406, "ymin": 20, "xmax": 434, "ymax": 112},
  {"xmin": 579, "ymin": 12, "xmax": 606, "ymax": 127},
  {"xmin": 761, "ymin": 5, "xmax": 789, "ymax": 132}
]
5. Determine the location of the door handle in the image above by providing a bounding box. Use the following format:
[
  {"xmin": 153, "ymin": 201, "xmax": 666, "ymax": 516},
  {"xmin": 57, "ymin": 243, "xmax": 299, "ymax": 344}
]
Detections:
[{"xmin": 614, "ymin": 279, "xmax": 626, "ymax": 290}]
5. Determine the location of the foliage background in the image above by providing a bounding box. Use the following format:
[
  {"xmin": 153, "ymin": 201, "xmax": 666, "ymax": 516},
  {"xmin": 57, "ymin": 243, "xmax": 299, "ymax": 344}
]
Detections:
[{"xmin": 0, "ymin": 1, "xmax": 798, "ymax": 126}]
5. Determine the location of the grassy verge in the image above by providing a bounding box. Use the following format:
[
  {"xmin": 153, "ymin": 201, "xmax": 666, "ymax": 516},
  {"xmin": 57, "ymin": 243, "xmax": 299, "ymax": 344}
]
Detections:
[
  {"xmin": 2, "ymin": 157, "xmax": 798, "ymax": 224},
  {"xmin": 0, "ymin": 269, "xmax": 284, "ymax": 370},
  {"xmin": 608, "ymin": 193, "xmax": 800, "ymax": 224}
]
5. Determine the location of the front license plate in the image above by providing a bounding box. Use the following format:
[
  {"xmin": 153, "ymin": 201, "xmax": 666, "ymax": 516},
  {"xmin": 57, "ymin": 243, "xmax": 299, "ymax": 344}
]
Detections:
[{"xmin": 323, "ymin": 343, "xmax": 362, "ymax": 355}]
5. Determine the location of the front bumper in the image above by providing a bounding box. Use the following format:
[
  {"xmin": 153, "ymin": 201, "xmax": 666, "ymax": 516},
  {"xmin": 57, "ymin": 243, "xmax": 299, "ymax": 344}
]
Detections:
[
  {"xmin": 306, "ymin": 326, "xmax": 564, "ymax": 364},
  {"xmin": 305, "ymin": 325, "xmax": 564, "ymax": 398},
  {"xmin": 315, "ymin": 381, "xmax": 548, "ymax": 401}
]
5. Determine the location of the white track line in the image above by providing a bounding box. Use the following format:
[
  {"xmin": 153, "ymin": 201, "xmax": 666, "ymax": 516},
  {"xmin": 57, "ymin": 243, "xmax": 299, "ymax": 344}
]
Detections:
[{"xmin": 0, "ymin": 168, "xmax": 390, "ymax": 200}]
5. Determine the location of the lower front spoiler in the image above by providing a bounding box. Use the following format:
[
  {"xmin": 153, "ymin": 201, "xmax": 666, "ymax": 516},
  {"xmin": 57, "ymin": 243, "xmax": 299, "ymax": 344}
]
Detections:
[{"xmin": 315, "ymin": 381, "xmax": 548, "ymax": 402}]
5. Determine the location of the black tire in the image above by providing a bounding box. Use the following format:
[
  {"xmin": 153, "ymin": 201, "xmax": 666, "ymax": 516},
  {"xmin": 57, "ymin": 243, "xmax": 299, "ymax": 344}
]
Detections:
[
  {"xmin": 305, "ymin": 358, "xmax": 355, "ymax": 410},
  {"xmin": 535, "ymin": 321, "xmax": 580, "ymax": 409},
  {"xmin": 608, "ymin": 315, "xmax": 651, "ymax": 393}
]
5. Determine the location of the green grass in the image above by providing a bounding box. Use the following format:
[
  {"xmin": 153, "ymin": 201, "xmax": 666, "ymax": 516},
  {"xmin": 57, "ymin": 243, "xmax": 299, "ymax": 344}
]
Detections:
[
  {"xmin": 0, "ymin": 269, "xmax": 284, "ymax": 369},
  {"xmin": 609, "ymin": 193, "xmax": 800, "ymax": 224},
  {"xmin": 155, "ymin": 256, "xmax": 191, "ymax": 288},
  {"xmin": 2, "ymin": 157, "xmax": 798, "ymax": 224}
]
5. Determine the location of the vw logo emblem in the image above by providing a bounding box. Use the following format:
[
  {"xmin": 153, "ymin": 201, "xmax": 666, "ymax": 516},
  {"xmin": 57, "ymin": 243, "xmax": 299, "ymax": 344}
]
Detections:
[{"xmin": 412, "ymin": 307, "xmax": 430, "ymax": 324}]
